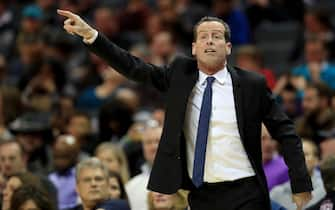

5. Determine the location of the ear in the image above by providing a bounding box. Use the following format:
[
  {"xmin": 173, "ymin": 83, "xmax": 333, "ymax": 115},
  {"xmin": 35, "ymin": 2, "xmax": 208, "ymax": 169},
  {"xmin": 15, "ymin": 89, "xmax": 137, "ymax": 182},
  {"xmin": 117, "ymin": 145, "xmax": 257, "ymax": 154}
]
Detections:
[
  {"xmin": 226, "ymin": 42, "xmax": 232, "ymax": 55},
  {"xmin": 192, "ymin": 42, "xmax": 196, "ymax": 56}
]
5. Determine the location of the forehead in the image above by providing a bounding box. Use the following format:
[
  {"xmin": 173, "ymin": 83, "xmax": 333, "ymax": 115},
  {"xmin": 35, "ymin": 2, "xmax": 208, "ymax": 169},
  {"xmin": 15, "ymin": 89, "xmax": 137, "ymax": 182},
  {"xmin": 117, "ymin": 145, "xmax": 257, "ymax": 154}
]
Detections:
[
  {"xmin": 79, "ymin": 167, "xmax": 105, "ymax": 178},
  {"xmin": 0, "ymin": 143, "xmax": 21, "ymax": 155},
  {"xmin": 196, "ymin": 21, "xmax": 225, "ymax": 34}
]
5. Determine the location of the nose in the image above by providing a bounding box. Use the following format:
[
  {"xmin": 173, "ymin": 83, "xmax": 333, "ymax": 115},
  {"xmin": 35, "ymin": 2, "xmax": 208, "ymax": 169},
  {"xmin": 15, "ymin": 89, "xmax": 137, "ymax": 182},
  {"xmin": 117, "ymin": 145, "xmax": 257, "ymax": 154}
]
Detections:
[{"xmin": 206, "ymin": 37, "xmax": 214, "ymax": 45}]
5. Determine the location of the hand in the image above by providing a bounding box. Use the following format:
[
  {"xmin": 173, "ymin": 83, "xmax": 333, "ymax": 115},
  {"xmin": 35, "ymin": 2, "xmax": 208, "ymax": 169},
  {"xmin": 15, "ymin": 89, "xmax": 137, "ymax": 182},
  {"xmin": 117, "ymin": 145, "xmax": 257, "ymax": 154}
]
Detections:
[
  {"xmin": 292, "ymin": 192, "xmax": 312, "ymax": 210},
  {"xmin": 57, "ymin": 9, "xmax": 97, "ymax": 41}
]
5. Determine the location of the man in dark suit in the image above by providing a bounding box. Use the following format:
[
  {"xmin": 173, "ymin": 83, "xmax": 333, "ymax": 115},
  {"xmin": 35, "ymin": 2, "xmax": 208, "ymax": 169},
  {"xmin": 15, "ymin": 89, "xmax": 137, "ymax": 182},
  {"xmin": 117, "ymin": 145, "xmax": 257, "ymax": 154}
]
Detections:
[{"xmin": 58, "ymin": 10, "xmax": 312, "ymax": 210}]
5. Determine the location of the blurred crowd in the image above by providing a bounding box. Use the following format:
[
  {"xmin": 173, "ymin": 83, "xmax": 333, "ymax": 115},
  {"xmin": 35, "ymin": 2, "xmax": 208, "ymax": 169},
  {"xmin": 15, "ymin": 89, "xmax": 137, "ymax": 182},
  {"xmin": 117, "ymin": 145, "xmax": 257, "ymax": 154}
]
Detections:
[{"xmin": 0, "ymin": 0, "xmax": 335, "ymax": 210}]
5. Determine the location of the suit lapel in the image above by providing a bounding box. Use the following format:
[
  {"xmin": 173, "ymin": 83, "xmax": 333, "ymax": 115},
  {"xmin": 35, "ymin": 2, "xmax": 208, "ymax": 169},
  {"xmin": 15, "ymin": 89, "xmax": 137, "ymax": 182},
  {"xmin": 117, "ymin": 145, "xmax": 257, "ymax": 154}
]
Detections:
[{"xmin": 227, "ymin": 65, "xmax": 246, "ymax": 142}]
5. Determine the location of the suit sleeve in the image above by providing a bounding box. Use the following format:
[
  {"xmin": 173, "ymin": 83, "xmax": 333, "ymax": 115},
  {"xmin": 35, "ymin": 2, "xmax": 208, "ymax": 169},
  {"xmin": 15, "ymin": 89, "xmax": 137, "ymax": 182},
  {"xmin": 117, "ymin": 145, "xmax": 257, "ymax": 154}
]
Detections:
[
  {"xmin": 85, "ymin": 33, "xmax": 172, "ymax": 92},
  {"xmin": 260, "ymin": 78, "xmax": 313, "ymax": 194}
]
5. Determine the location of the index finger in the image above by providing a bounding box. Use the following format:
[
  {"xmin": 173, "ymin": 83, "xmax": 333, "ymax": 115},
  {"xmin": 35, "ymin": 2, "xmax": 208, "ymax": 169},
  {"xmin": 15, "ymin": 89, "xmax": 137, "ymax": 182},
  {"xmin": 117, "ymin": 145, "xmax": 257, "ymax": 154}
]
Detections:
[{"xmin": 57, "ymin": 9, "xmax": 77, "ymax": 20}]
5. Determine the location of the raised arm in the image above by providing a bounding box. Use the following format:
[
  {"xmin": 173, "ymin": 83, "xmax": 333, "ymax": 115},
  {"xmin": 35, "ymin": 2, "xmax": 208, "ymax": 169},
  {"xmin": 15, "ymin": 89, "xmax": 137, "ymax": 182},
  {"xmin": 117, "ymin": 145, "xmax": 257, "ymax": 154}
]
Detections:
[{"xmin": 57, "ymin": 9, "xmax": 171, "ymax": 92}]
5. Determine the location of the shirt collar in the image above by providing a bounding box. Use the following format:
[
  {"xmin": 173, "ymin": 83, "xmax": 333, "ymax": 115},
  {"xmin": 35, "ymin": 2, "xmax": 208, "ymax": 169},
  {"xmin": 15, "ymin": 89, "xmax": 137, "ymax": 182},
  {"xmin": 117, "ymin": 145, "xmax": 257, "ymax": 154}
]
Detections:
[{"xmin": 199, "ymin": 66, "xmax": 228, "ymax": 86}]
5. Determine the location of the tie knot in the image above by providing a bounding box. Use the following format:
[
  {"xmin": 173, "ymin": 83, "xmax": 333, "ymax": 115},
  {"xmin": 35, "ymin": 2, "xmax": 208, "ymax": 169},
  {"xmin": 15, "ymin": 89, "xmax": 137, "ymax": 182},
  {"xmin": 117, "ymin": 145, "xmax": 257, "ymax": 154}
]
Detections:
[{"xmin": 206, "ymin": 76, "xmax": 215, "ymax": 86}]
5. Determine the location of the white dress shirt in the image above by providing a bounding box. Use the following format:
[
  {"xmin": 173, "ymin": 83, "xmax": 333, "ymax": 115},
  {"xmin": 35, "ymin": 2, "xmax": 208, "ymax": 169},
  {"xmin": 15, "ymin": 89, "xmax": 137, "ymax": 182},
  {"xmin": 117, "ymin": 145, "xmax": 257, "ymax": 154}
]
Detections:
[{"xmin": 183, "ymin": 67, "xmax": 255, "ymax": 183}]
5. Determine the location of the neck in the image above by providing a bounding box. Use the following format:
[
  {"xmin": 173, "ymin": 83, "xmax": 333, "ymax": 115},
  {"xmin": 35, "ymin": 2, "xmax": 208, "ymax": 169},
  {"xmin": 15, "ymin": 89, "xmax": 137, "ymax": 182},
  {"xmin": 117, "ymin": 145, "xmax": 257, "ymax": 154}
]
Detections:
[
  {"xmin": 82, "ymin": 201, "xmax": 96, "ymax": 210},
  {"xmin": 197, "ymin": 61, "xmax": 226, "ymax": 75}
]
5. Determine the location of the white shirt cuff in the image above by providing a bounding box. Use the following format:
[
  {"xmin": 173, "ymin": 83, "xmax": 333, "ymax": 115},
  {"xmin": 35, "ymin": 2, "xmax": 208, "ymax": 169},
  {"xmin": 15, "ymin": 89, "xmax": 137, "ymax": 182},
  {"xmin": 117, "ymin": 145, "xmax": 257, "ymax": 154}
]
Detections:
[{"xmin": 83, "ymin": 30, "xmax": 98, "ymax": 44}]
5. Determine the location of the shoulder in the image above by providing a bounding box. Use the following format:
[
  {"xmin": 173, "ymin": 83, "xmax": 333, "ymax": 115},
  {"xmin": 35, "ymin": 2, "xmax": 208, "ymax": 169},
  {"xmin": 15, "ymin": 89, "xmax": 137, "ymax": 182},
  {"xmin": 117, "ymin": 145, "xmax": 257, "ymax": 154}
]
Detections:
[{"xmin": 231, "ymin": 66, "xmax": 266, "ymax": 85}]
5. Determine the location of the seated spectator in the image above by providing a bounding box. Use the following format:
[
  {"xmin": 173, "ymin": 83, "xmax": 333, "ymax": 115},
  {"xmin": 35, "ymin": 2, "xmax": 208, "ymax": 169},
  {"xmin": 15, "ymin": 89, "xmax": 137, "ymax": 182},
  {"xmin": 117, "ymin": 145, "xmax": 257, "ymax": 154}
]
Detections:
[
  {"xmin": 10, "ymin": 184, "xmax": 55, "ymax": 210},
  {"xmin": 0, "ymin": 140, "xmax": 57, "ymax": 205},
  {"xmin": 235, "ymin": 45, "xmax": 277, "ymax": 89},
  {"xmin": 95, "ymin": 142, "xmax": 130, "ymax": 184},
  {"xmin": 261, "ymin": 124, "xmax": 289, "ymax": 190},
  {"xmin": 306, "ymin": 155, "xmax": 335, "ymax": 210},
  {"xmin": 147, "ymin": 190, "xmax": 188, "ymax": 210},
  {"xmin": 126, "ymin": 121, "xmax": 162, "ymax": 210},
  {"xmin": 66, "ymin": 158, "xmax": 130, "ymax": 210},
  {"xmin": 2, "ymin": 172, "xmax": 55, "ymax": 210},
  {"xmin": 8, "ymin": 112, "xmax": 54, "ymax": 176},
  {"xmin": 291, "ymin": 38, "xmax": 335, "ymax": 90},
  {"xmin": 271, "ymin": 140, "xmax": 326, "ymax": 209},
  {"xmin": 48, "ymin": 135, "xmax": 83, "ymax": 210},
  {"xmin": 108, "ymin": 171, "xmax": 128, "ymax": 200},
  {"xmin": 295, "ymin": 83, "xmax": 335, "ymax": 145}
]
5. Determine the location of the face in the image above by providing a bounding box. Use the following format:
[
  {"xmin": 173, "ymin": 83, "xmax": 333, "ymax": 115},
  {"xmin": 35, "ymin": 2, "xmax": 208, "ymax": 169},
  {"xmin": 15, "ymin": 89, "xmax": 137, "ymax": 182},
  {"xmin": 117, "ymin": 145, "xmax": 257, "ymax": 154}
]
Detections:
[
  {"xmin": 143, "ymin": 127, "xmax": 162, "ymax": 165},
  {"xmin": 303, "ymin": 141, "xmax": 318, "ymax": 174},
  {"xmin": 0, "ymin": 143, "xmax": 26, "ymax": 177},
  {"xmin": 76, "ymin": 168, "xmax": 109, "ymax": 205},
  {"xmin": 302, "ymin": 87, "xmax": 320, "ymax": 115},
  {"xmin": 192, "ymin": 21, "xmax": 231, "ymax": 73},
  {"xmin": 109, "ymin": 177, "xmax": 121, "ymax": 199},
  {"xmin": 151, "ymin": 192, "xmax": 175, "ymax": 209},
  {"xmin": 67, "ymin": 116, "xmax": 91, "ymax": 139},
  {"xmin": 16, "ymin": 134, "xmax": 44, "ymax": 154},
  {"xmin": 19, "ymin": 199, "xmax": 40, "ymax": 210},
  {"xmin": 261, "ymin": 125, "xmax": 277, "ymax": 163},
  {"xmin": 53, "ymin": 137, "xmax": 78, "ymax": 172},
  {"xmin": 3, "ymin": 177, "xmax": 22, "ymax": 210},
  {"xmin": 305, "ymin": 41, "xmax": 326, "ymax": 63},
  {"xmin": 96, "ymin": 149, "xmax": 120, "ymax": 173}
]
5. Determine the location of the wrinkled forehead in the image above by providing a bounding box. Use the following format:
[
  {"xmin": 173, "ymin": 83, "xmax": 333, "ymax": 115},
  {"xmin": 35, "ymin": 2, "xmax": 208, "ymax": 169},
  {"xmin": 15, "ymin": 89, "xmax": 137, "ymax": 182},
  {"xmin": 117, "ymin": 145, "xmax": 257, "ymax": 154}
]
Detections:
[{"xmin": 196, "ymin": 21, "xmax": 226, "ymax": 34}]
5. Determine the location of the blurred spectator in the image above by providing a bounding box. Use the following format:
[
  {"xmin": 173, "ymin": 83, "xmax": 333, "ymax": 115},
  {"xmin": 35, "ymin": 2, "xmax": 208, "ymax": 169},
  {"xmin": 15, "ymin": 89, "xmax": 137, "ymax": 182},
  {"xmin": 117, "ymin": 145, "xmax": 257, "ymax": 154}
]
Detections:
[
  {"xmin": 292, "ymin": 38, "xmax": 335, "ymax": 90},
  {"xmin": 319, "ymin": 131, "xmax": 335, "ymax": 161},
  {"xmin": 0, "ymin": 86, "xmax": 21, "ymax": 142},
  {"xmin": 8, "ymin": 112, "xmax": 54, "ymax": 176},
  {"xmin": 149, "ymin": 31, "xmax": 178, "ymax": 66},
  {"xmin": 295, "ymin": 83, "xmax": 335, "ymax": 145},
  {"xmin": 76, "ymin": 66, "xmax": 128, "ymax": 113},
  {"xmin": 98, "ymin": 89, "xmax": 138, "ymax": 142},
  {"xmin": 95, "ymin": 142, "xmax": 130, "ymax": 184},
  {"xmin": 211, "ymin": 0, "xmax": 251, "ymax": 45},
  {"xmin": 273, "ymin": 82, "xmax": 301, "ymax": 120},
  {"xmin": 291, "ymin": 8, "xmax": 335, "ymax": 62},
  {"xmin": 65, "ymin": 111, "xmax": 97, "ymax": 154},
  {"xmin": 2, "ymin": 172, "xmax": 55, "ymax": 210},
  {"xmin": 9, "ymin": 34, "xmax": 43, "ymax": 87},
  {"xmin": 235, "ymin": 44, "xmax": 276, "ymax": 89},
  {"xmin": 0, "ymin": 1, "xmax": 16, "ymax": 58},
  {"xmin": 261, "ymin": 124, "xmax": 289, "ymax": 190},
  {"xmin": 36, "ymin": 0, "xmax": 59, "ymax": 26},
  {"xmin": 147, "ymin": 190, "xmax": 188, "ymax": 210},
  {"xmin": 49, "ymin": 135, "xmax": 83, "ymax": 210},
  {"xmin": 119, "ymin": 0, "xmax": 152, "ymax": 32},
  {"xmin": 52, "ymin": 95, "xmax": 75, "ymax": 135},
  {"xmin": 0, "ymin": 140, "xmax": 57, "ymax": 205},
  {"xmin": 67, "ymin": 158, "xmax": 130, "ymax": 210},
  {"xmin": 10, "ymin": 184, "xmax": 55, "ymax": 210},
  {"xmin": 245, "ymin": 0, "xmax": 304, "ymax": 30},
  {"xmin": 126, "ymin": 122, "xmax": 162, "ymax": 210},
  {"xmin": 94, "ymin": 5, "xmax": 131, "ymax": 50},
  {"xmin": 108, "ymin": 171, "xmax": 128, "ymax": 200},
  {"xmin": 271, "ymin": 139, "xmax": 326, "ymax": 209},
  {"xmin": 306, "ymin": 155, "xmax": 335, "ymax": 210}
]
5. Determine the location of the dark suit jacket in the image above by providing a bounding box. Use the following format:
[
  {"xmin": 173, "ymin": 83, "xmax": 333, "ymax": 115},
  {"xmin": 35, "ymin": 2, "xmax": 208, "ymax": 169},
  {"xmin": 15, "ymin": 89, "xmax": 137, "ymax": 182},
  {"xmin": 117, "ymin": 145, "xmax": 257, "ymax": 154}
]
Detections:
[{"xmin": 87, "ymin": 34, "xmax": 312, "ymax": 203}]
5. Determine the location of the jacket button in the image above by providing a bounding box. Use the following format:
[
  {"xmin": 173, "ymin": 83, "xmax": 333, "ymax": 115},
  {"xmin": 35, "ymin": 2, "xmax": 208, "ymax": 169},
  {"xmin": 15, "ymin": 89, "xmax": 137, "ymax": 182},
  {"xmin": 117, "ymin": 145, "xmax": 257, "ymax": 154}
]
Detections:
[{"xmin": 177, "ymin": 156, "xmax": 181, "ymax": 160}]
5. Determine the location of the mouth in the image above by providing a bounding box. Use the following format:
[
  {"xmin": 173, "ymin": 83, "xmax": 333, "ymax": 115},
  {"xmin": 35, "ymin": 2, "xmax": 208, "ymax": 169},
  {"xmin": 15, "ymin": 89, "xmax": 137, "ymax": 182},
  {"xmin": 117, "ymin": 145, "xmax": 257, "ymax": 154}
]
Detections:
[{"xmin": 204, "ymin": 49, "xmax": 216, "ymax": 53}]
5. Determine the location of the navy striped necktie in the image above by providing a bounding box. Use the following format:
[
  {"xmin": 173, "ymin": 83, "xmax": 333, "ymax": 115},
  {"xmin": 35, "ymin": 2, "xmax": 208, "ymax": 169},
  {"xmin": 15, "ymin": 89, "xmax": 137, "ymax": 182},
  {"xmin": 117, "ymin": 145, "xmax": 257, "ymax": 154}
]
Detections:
[{"xmin": 192, "ymin": 76, "xmax": 215, "ymax": 188}]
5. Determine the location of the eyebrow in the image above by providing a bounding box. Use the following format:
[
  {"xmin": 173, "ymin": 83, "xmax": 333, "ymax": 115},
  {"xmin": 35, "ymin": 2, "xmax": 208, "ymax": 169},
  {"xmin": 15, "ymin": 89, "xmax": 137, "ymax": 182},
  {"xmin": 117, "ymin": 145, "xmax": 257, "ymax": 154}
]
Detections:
[{"xmin": 198, "ymin": 30, "xmax": 224, "ymax": 34}]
